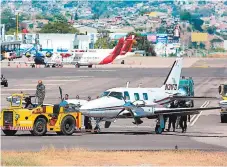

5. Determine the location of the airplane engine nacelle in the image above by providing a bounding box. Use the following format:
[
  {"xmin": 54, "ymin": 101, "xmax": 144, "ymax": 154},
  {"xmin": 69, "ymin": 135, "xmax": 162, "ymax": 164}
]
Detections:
[
  {"xmin": 46, "ymin": 51, "xmax": 53, "ymax": 58},
  {"xmin": 25, "ymin": 51, "xmax": 31, "ymax": 58}
]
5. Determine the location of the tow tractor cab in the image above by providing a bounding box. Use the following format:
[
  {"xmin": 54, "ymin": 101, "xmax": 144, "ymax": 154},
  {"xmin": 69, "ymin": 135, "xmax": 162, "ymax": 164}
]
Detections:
[
  {"xmin": 178, "ymin": 76, "xmax": 194, "ymax": 107},
  {"xmin": 0, "ymin": 93, "xmax": 82, "ymax": 136},
  {"xmin": 218, "ymin": 84, "xmax": 227, "ymax": 123}
]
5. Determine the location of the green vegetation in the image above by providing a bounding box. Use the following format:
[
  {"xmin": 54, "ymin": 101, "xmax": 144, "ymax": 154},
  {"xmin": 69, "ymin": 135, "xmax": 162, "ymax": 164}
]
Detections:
[
  {"xmin": 39, "ymin": 22, "xmax": 79, "ymax": 33},
  {"xmin": 127, "ymin": 32, "xmax": 156, "ymax": 56},
  {"xmin": 206, "ymin": 26, "xmax": 216, "ymax": 35}
]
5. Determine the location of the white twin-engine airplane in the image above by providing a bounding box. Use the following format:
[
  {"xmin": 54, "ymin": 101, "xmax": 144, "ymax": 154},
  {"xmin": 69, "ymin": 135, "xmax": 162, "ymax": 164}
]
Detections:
[
  {"xmin": 80, "ymin": 57, "xmax": 221, "ymax": 134},
  {"xmin": 67, "ymin": 35, "xmax": 135, "ymax": 68}
]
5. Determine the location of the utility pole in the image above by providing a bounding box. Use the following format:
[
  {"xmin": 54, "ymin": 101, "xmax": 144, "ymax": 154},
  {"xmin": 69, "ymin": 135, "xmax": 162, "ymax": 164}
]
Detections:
[{"xmin": 15, "ymin": 12, "xmax": 19, "ymax": 40}]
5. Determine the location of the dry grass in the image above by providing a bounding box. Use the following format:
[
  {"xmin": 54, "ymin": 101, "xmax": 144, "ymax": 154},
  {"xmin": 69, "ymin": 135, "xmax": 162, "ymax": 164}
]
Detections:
[{"xmin": 2, "ymin": 147, "xmax": 227, "ymax": 166}]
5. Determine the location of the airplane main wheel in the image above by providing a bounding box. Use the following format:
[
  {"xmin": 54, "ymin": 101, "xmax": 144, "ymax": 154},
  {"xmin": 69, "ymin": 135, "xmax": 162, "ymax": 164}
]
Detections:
[
  {"xmin": 88, "ymin": 65, "xmax": 92, "ymax": 68},
  {"xmin": 4, "ymin": 82, "xmax": 8, "ymax": 87},
  {"xmin": 155, "ymin": 125, "xmax": 163, "ymax": 134},
  {"xmin": 221, "ymin": 114, "xmax": 227, "ymax": 123}
]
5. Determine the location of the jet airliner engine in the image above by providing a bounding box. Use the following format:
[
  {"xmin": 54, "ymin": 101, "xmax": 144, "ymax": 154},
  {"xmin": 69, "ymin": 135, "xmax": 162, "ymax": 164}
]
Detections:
[
  {"xmin": 25, "ymin": 51, "xmax": 31, "ymax": 58},
  {"xmin": 45, "ymin": 51, "xmax": 53, "ymax": 58}
]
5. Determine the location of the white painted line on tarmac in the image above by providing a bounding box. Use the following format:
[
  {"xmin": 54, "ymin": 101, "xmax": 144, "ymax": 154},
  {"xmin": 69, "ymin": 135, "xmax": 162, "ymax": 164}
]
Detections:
[
  {"xmin": 78, "ymin": 70, "xmax": 116, "ymax": 72},
  {"xmin": 42, "ymin": 80, "xmax": 80, "ymax": 82},
  {"xmin": 189, "ymin": 101, "xmax": 210, "ymax": 127},
  {"xmin": 13, "ymin": 84, "xmax": 65, "ymax": 86},
  {"xmin": 189, "ymin": 101, "xmax": 208, "ymax": 124}
]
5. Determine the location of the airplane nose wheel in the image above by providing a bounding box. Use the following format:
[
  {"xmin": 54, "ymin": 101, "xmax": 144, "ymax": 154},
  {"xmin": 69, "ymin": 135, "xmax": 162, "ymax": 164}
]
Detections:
[
  {"xmin": 94, "ymin": 118, "xmax": 102, "ymax": 134},
  {"xmin": 94, "ymin": 126, "xmax": 101, "ymax": 134}
]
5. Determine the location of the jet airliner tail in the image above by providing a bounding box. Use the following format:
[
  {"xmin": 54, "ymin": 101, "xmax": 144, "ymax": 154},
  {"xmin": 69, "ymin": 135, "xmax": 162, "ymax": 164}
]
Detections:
[{"xmin": 160, "ymin": 57, "xmax": 183, "ymax": 93}]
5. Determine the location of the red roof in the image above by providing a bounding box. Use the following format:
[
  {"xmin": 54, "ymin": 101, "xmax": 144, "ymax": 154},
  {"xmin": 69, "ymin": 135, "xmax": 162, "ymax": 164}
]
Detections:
[{"xmin": 22, "ymin": 29, "xmax": 29, "ymax": 33}]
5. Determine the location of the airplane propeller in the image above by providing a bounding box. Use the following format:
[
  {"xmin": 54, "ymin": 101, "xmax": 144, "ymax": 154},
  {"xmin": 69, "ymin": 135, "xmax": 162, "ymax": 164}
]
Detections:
[{"xmin": 114, "ymin": 95, "xmax": 143, "ymax": 125}]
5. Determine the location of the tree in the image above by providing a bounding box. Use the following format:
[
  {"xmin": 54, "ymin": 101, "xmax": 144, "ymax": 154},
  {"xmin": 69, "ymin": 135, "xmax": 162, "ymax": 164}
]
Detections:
[
  {"xmin": 39, "ymin": 22, "xmax": 79, "ymax": 33},
  {"xmin": 191, "ymin": 18, "xmax": 204, "ymax": 32},
  {"xmin": 207, "ymin": 26, "xmax": 216, "ymax": 35},
  {"xmin": 53, "ymin": 14, "xmax": 67, "ymax": 23},
  {"xmin": 74, "ymin": 12, "xmax": 79, "ymax": 20},
  {"xmin": 180, "ymin": 11, "xmax": 191, "ymax": 21},
  {"xmin": 1, "ymin": 8, "xmax": 16, "ymax": 32},
  {"xmin": 127, "ymin": 32, "xmax": 156, "ymax": 56}
]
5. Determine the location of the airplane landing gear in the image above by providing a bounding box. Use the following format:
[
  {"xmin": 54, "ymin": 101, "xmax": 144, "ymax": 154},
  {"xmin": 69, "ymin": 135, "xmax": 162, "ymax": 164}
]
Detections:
[
  {"xmin": 75, "ymin": 63, "xmax": 80, "ymax": 68},
  {"xmin": 94, "ymin": 118, "xmax": 102, "ymax": 134},
  {"xmin": 155, "ymin": 115, "xmax": 165, "ymax": 134}
]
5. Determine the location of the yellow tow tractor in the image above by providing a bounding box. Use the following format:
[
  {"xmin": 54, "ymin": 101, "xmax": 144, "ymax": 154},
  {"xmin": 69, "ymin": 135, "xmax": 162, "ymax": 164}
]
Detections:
[
  {"xmin": 218, "ymin": 84, "xmax": 227, "ymax": 123},
  {"xmin": 0, "ymin": 89, "xmax": 82, "ymax": 136}
]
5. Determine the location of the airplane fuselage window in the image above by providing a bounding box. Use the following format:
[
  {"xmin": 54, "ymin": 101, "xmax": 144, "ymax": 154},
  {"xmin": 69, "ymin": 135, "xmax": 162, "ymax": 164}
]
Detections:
[
  {"xmin": 134, "ymin": 93, "xmax": 140, "ymax": 100},
  {"xmin": 124, "ymin": 91, "xmax": 130, "ymax": 100},
  {"xmin": 143, "ymin": 93, "xmax": 148, "ymax": 100},
  {"xmin": 109, "ymin": 92, "xmax": 123, "ymax": 100}
]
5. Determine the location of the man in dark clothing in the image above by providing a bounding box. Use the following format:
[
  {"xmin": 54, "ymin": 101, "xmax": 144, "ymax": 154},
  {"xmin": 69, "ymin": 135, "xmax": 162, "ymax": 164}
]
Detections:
[
  {"xmin": 84, "ymin": 96, "xmax": 92, "ymax": 131},
  {"xmin": 180, "ymin": 115, "xmax": 190, "ymax": 133},
  {"xmin": 167, "ymin": 115, "xmax": 177, "ymax": 132},
  {"xmin": 36, "ymin": 80, "xmax": 45, "ymax": 106}
]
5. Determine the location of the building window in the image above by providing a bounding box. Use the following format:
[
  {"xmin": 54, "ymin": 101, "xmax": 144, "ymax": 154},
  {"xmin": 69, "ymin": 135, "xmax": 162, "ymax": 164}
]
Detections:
[
  {"xmin": 143, "ymin": 93, "xmax": 148, "ymax": 100},
  {"xmin": 124, "ymin": 91, "xmax": 130, "ymax": 100},
  {"xmin": 134, "ymin": 93, "xmax": 140, "ymax": 100}
]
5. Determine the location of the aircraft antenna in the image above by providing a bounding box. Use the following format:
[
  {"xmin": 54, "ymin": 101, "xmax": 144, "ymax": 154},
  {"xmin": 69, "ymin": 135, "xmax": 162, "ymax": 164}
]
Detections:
[
  {"xmin": 138, "ymin": 83, "xmax": 142, "ymax": 88},
  {"xmin": 126, "ymin": 81, "xmax": 130, "ymax": 88}
]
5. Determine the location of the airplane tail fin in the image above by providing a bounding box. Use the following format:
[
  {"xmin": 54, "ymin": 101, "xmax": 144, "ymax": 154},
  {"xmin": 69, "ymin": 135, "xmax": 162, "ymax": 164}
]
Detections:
[
  {"xmin": 161, "ymin": 57, "xmax": 183, "ymax": 93},
  {"xmin": 99, "ymin": 37, "xmax": 125, "ymax": 64},
  {"xmin": 119, "ymin": 35, "xmax": 135, "ymax": 55}
]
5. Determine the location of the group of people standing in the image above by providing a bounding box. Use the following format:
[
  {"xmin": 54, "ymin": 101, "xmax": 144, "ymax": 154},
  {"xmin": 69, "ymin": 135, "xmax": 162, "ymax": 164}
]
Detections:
[{"xmin": 165, "ymin": 101, "xmax": 190, "ymax": 133}]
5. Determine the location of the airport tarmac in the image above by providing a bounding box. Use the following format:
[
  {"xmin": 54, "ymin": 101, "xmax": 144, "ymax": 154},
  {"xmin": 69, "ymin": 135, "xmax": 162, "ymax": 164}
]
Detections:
[{"xmin": 1, "ymin": 67, "xmax": 227, "ymax": 151}]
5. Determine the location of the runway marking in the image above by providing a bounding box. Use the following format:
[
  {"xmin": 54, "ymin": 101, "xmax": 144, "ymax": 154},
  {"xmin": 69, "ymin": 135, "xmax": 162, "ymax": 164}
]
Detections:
[
  {"xmin": 1, "ymin": 88, "xmax": 50, "ymax": 91},
  {"xmin": 78, "ymin": 70, "xmax": 116, "ymax": 72},
  {"xmin": 42, "ymin": 80, "xmax": 80, "ymax": 82},
  {"xmin": 189, "ymin": 101, "xmax": 210, "ymax": 127},
  {"xmin": 13, "ymin": 84, "xmax": 65, "ymax": 86}
]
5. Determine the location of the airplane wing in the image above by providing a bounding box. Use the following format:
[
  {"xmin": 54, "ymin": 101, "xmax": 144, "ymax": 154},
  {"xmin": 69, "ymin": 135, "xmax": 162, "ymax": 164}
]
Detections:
[
  {"xmin": 118, "ymin": 102, "xmax": 221, "ymax": 119},
  {"xmin": 153, "ymin": 106, "xmax": 221, "ymax": 115},
  {"xmin": 171, "ymin": 95, "xmax": 219, "ymax": 100}
]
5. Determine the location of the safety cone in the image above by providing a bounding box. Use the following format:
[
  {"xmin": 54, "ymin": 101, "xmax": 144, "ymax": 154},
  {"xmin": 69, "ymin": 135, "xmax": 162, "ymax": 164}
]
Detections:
[
  {"xmin": 16, "ymin": 64, "xmax": 18, "ymax": 68},
  {"xmin": 8, "ymin": 62, "xmax": 10, "ymax": 66}
]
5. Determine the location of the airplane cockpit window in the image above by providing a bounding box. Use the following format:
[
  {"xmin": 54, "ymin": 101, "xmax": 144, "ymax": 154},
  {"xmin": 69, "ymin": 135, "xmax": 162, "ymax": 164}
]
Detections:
[
  {"xmin": 100, "ymin": 91, "xmax": 110, "ymax": 97},
  {"xmin": 108, "ymin": 92, "xmax": 123, "ymax": 100}
]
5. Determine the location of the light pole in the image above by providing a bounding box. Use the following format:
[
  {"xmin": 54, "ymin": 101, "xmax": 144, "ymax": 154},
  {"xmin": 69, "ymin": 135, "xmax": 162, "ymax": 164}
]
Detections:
[{"xmin": 16, "ymin": 12, "xmax": 19, "ymax": 40}]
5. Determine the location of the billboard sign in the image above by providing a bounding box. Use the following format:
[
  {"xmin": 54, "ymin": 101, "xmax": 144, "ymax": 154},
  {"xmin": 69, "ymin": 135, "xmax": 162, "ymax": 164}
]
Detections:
[
  {"xmin": 157, "ymin": 34, "xmax": 168, "ymax": 44},
  {"xmin": 191, "ymin": 33, "xmax": 208, "ymax": 42},
  {"xmin": 147, "ymin": 34, "xmax": 157, "ymax": 43}
]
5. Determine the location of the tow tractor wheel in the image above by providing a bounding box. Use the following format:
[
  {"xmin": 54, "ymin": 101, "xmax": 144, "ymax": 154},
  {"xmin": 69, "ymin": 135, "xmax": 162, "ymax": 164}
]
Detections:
[
  {"xmin": 2, "ymin": 130, "xmax": 17, "ymax": 136},
  {"xmin": 155, "ymin": 125, "xmax": 163, "ymax": 134},
  {"xmin": 32, "ymin": 118, "xmax": 47, "ymax": 136},
  {"xmin": 60, "ymin": 115, "xmax": 76, "ymax": 135}
]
